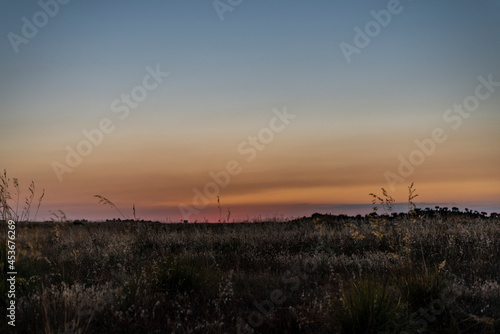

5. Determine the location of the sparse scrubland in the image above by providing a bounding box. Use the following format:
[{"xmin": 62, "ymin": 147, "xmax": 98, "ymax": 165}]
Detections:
[{"xmin": 1, "ymin": 172, "xmax": 499, "ymax": 333}]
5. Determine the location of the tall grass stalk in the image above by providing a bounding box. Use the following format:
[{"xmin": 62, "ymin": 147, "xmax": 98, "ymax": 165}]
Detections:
[{"xmin": 94, "ymin": 195, "xmax": 127, "ymax": 220}]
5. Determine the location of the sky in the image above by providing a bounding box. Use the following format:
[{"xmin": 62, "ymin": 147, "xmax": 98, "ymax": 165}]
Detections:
[{"xmin": 1, "ymin": 0, "xmax": 499, "ymax": 222}]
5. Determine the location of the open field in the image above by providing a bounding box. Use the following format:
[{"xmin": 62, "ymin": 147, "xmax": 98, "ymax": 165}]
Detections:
[
  {"xmin": 1, "ymin": 212, "xmax": 500, "ymax": 333},
  {"xmin": 3, "ymin": 1, "xmax": 500, "ymax": 333}
]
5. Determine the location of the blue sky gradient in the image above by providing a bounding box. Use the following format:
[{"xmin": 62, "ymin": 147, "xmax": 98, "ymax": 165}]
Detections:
[{"xmin": 1, "ymin": 0, "xmax": 499, "ymax": 221}]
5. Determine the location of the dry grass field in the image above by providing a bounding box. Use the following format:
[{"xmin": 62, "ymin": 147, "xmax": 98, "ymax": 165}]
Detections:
[
  {"xmin": 1, "ymin": 174, "xmax": 499, "ymax": 333},
  {"xmin": 1, "ymin": 213, "xmax": 499, "ymax": 333}
]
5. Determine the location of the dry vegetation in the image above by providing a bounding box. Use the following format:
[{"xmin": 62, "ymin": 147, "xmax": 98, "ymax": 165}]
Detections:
[{"xmin": 1, "ymin": 172, "xmax": 499, "ymax": 333}]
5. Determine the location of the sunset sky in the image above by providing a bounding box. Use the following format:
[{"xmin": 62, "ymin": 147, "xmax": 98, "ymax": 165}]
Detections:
[{"xmin": 1, "ymin": 0, "xmax": 499, "ymax": 222}]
